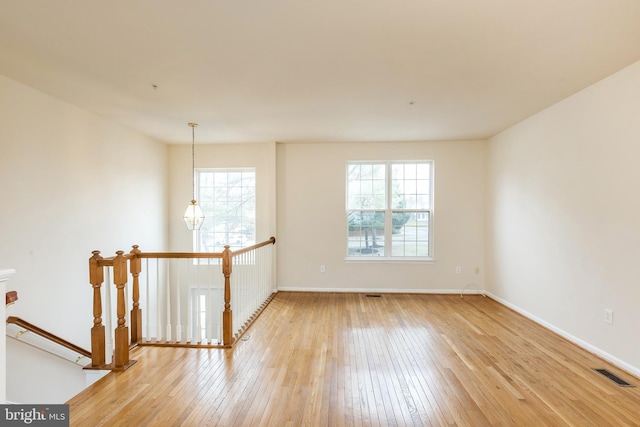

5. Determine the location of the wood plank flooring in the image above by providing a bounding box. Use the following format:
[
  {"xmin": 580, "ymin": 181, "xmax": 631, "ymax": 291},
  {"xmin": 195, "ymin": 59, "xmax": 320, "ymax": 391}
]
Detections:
[{"xmin": 68, "ymin": 292, "xmax": 640, "ymax": 426}]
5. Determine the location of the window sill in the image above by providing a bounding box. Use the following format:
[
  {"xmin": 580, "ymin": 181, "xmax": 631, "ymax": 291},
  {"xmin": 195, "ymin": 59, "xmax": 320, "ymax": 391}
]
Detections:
[{"xmin": 344, "ymin": 257, "xmax": 435, "ymax": 264}]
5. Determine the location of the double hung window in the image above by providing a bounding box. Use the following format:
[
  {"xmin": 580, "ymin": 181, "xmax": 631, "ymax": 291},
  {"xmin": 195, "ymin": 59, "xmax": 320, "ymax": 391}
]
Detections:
[{"xmin": 346, "ymin": 161, "xmax": 433, "ymax": 259}]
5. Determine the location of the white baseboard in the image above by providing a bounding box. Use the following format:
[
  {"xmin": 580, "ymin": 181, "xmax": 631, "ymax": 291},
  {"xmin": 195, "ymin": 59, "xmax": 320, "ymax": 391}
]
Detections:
[
  {"xmin": 486, "ymin": 292, "xmax": 640, "ymax": 380},
  {"xmin": 277, "ymin": 286, "xmax": 485, "ymax": 295}
]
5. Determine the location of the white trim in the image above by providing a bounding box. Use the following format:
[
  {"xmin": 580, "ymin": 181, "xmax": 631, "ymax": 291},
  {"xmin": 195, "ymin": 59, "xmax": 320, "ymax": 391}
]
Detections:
[
  {"xmin": 277, "ymin": 286, "xmax": 485, "ymax": 295},
  {"xmin": 0, "ymin": 268, "xmax": 16, "ymax": 282},
  {"xmin": 344, "ymin": 257, "xmax": 435, "ymax": 263},
  {"xmin": 486, "ymin": 292, "xmax": 640, "ymax": 379}
]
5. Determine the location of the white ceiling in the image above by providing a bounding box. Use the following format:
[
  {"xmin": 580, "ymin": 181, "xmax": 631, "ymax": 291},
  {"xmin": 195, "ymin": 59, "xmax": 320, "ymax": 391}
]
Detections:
[{"xmin": 2, "ymin": 0, "xmax": 640, "ymax": 144}]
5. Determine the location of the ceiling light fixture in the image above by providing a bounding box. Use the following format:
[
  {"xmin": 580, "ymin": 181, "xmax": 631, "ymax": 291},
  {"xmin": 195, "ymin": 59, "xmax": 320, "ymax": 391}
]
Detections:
[{"xmin": 183, "ymin": 122, "xmax": 205, "ymax": 230}]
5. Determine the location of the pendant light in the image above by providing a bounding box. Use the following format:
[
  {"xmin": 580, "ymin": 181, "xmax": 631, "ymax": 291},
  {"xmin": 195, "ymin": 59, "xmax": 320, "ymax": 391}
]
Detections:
[{"xmin": 183, "ymin": 122, "xmax": 205, "ymax": 230}]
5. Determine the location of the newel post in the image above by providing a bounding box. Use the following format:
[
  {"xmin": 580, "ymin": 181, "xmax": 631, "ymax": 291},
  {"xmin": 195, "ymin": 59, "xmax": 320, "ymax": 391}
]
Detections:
[
  {"xmin": 129, "ymin": 245, "xmax": 142, "ymax": 344},
  {"xmin": 112, "ymin": 250, "xmax": 130, "ymax": 369},
  {"xmin": 89, "ymin": 251, "xmax": 105, "ymax": 367},
  {"xmin": 222, "ymin": 245, "xmax": 233, "ymax": 346}
]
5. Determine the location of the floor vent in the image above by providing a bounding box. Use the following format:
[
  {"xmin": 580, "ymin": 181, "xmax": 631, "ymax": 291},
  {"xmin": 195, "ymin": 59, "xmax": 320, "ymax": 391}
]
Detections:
[
  {"xmin": 593, "ymin": 369, "xmax": 635, "ymax": 387},
  {"xmin": 365, "ymin": 294, "xmax": 382, "ymax": 298}
]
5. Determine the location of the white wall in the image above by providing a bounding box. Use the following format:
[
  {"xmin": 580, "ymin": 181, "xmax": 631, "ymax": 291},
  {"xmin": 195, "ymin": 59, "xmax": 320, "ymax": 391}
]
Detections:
[
  {"xmin": 6, "ymin": 339, "xmax": 87, "ymax": 404},
  {"xmin": 168, "ymin": 142, "xmax": 277, "ymax": 251},
  {"xmin": 486, "ymin": 60, "xmax": 640, "ymax": 374},
  {"xmin": 276, "ymin": 141, "xmax": 485, "ymax": 292},
  {"xmin": 0, "ymin": 74, "xmax": 168, "ymax": 353},
  {"xmin": 0, "ymin": 269, "xmax": 16, "ymax": 403}
]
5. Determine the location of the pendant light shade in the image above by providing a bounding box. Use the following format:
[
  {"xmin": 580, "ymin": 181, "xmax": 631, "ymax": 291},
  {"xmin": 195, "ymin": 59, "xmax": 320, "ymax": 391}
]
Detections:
[
  {"xmin": 184, "ymin": 199, "xmax": 205, "ymax": 230},
  {"xmin": 183, "ymin": 122, "xmax": 205, "ymax": 230}
]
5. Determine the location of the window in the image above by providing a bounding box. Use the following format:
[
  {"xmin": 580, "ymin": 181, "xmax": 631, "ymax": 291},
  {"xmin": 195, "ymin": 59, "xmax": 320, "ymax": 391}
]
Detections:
[
  {"xmin": 195, "ymin": 168, "xmax": 256, "ymax": 252},
  {"xmin": 346, "ymin": 161, "xmax": 433, "ymax": 259}
]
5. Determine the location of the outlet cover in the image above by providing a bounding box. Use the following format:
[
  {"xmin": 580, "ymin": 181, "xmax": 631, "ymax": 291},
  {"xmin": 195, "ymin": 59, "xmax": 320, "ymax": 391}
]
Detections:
[{"xmin": 604, "ymin": 309, "xmax": 613, "ymax": 325}]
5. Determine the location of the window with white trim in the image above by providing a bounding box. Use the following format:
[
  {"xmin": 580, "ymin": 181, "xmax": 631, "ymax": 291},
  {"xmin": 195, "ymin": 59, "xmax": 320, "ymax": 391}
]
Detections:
[
  {"xmin": 195, "ymin": 168, "xmax": 256, "ymax": 252},
  {"xmin": 346, "ymin": 161, "xmax": 433, "ymax": 259}
]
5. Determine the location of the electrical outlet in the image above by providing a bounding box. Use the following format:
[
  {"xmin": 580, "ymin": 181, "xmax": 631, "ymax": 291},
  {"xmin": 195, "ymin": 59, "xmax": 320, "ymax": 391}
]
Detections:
[
  {"xmin": 604, "ymin": 309, "xmax": 613, "ymax": 325},
  {"xmin": 320, "ymin": 265, "xmax": 326, "ymax": 273},
  {"xmin": 455, "ymin": 266, "xmax": 462, "ymax": 274},
  {"xmin": 474, "ymin": 266, "xmax": 480, "ymax": 274}
]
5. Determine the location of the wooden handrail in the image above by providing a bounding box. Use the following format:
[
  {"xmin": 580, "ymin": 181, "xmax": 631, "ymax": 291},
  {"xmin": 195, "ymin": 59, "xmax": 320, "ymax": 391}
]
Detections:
[
  {"xmin": 6, "ymin": 316, "xmax": 91, "ymax": 358},
  {"xmin": 232, "ymin": 236, "xmax": 276, "ymax": 256},
  {"xmin": 136, "ymin": 252, "xmax": 224, "ymax": 259},
  {"xmin": 94, "ymin": 237, "xmax": 276, "ymax": 263}
]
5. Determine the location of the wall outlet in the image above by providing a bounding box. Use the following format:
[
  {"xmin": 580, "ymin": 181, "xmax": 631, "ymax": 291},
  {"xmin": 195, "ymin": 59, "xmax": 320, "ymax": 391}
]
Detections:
[
  {"xmin": 474, "ymin": 266, "xmax": 480, "ymax": 274},
  {"xmin": 604, "ymin": 309, "xmax": 613, "ymax": 325},
  {"xmin": 320, "ymin": 265, "xmax": 326, "ymax": 273},
  {"xmin": 455, "ymin": 266, "xmax": 462, "ymax": 274}
]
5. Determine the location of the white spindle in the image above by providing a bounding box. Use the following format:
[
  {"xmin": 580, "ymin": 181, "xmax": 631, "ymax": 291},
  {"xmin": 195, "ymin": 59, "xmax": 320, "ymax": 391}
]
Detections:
[
  {"xmin": 176, "ymin": 259, "xmax": 182, "ymax": 343},
  {"xmin": 206, "ymin": 258, "xmax": 212, "ymax": 344},
  {"xmin": 195, "ymin": 270, "xmax": 201, "ymax": 344},
  {"xmin": 166, "ymin": 259, "xmax": 172, "ymax": 342},
  {"xmin": 156, "ymin": 260, "xmax": 162, "ymax": 342},
  {"xmin": 104, "ymin": 268, "xmax": 113, "ymax": 365},
  {"xmin": 144, "ymin": 258, "xmax": 149, "ymax": 342},
  {"xmin": 186, "ymin": 259, "xmax": 193, "ymax": 343}
]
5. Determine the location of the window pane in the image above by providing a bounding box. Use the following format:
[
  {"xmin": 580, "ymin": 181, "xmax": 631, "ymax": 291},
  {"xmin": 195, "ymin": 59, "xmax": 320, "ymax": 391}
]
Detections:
[
  {"xmin": 347, "ymin": 163, "xmax": 386, "ymax": 209},
  {"xmin": 392, "ymin": 164, "xmax": 404, "ymax": 179},
  {"xmin": 392, "ymin": 163, "xmax": 430, "ymax": 209},
  {"xmin": 416, "ymin": 163, "xmax": 430, "ymax": 179},
  {"xmin": 347, "ymin": 210, "xmax": 385, "ymax": 256},
  {"xmin": 197, "ymin": 169, "xmax": 256, "ymax": 252},
  {"xmin": 391, "ymin": 211, "xmax": 430, "ymax": 257}
]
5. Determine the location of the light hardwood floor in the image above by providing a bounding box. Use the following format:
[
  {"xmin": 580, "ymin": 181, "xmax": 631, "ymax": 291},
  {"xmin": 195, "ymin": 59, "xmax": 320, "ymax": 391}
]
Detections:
[{"xmin": 68, "ymin": 292, "xmax": 640, "ymax": 426}]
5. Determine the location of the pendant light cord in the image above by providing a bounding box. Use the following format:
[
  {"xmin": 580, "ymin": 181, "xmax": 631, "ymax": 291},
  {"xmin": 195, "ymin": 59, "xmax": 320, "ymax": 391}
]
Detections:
[
  {"xmin": 189, "ymin": 122, "xmax": 198, "ymax": 202},
  {"xmin": 192, "ymin": 124, "xmax": 195, "ymax": 201}
]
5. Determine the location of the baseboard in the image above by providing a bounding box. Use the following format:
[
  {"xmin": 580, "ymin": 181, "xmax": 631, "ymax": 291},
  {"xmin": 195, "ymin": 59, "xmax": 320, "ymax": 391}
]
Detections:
[
  {"xmin": 277, "ymin": 286, "xmax": 485, "ymax": 295},
  {"xmin": 486, "ymin": 292, "xmax": 640, "ymax": 380}
]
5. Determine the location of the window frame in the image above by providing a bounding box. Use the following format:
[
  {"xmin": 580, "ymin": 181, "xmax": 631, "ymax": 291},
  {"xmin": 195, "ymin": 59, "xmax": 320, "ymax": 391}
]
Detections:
[
  {"xmin": 194, "ymin": 167, "xmax": 257, "ymax": 253},
  {"xmin": 345, "ymin": 160, "xmax": 434, "ymax": 262}
]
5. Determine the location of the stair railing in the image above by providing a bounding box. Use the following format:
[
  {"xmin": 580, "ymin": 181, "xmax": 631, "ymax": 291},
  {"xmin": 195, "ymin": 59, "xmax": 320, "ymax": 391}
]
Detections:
[{"xmin": 88, "ymin": 237, "xmax": 276, "ymax": 370}]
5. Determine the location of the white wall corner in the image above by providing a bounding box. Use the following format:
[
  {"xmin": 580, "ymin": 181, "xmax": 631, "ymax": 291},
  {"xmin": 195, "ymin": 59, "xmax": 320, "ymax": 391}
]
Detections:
[{"xmin": 1, "ymin": 268, "xmax": 17, "ymax": 403}]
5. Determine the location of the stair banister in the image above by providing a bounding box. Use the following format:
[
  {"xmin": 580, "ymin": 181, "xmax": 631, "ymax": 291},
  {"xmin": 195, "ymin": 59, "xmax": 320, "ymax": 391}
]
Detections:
[
  {"xmin": 130, "ymin": 245, "xmax": 142, "ymax": 345},
  {"xmin": 222, "ymin": 245, "xmax": 233, "ymax": 346},
  {"xmin": 89, "ymin": 251, "xmax": 106, "ymax": 367},
  {"xmin": 112, "ymin": 251, "xmax": 131, "ymax": 370},
  {"xmin": 87, "ymin": 236, "xmax": 276, "ymax": 368}
]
